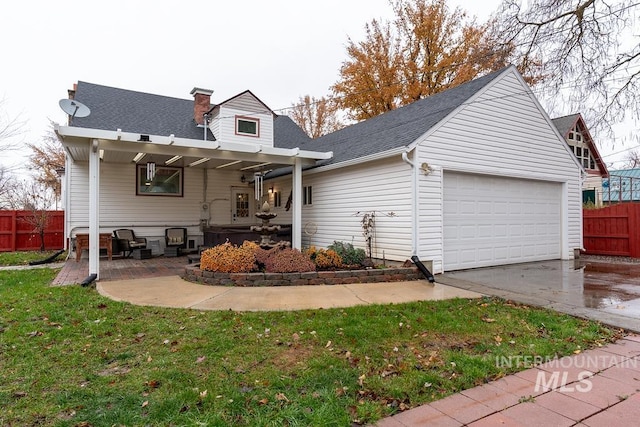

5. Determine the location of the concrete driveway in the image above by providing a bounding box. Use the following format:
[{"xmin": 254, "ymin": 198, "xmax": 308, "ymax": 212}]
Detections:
[{"xmin": 437, "ymin": 258, "xmax": 640, "ymax": 333}]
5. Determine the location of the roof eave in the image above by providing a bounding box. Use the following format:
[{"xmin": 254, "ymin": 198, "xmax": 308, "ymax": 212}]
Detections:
[
  {"xmin": 303, "ymin": 147, "xmax": 408, "ymax": 175},
  {"xmin": 54, "ymin": 124, "xmax": 332, "ymax": 162}
]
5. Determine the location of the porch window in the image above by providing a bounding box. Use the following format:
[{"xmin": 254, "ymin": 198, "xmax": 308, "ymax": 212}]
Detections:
[
  {"xmin": 136, "ymin": 165, "xmax": 183, "ymax": 196},
  {"xmin": 273, "ymin": 191, "xmax": 282, "ymax": 208},
  {"xmin": 303, "ymin": 186, "xmax": 312, "ymax": 205},
  {"xmin": 236, "ymin": 116, "xmax": 260, "ymax": 137}
]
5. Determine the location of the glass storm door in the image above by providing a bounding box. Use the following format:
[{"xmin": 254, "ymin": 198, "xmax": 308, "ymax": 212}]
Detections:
[{"xmin": 232, "ymin": 189, "xmax": 252, "ymax": 224}]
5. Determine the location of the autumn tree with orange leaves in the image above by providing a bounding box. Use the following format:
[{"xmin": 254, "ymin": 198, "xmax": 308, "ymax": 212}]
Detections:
[
  {"xmin": 289, "ymin": 95, "xmax": 343, "ymax": 138},
  {"xmin": 26, "ymin": 121, "xmax": 65, "ymax": 205},
  {"xmin": 332, "ymin": 0, "xmax": 541, "ymax": 122}
]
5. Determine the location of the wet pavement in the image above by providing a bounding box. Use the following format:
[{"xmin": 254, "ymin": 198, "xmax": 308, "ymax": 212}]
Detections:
[{"xmin": 438, "ymin": 258, "xmax": 640, "ymax": 333}]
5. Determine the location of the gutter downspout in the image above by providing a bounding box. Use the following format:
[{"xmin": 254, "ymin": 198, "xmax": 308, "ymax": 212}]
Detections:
[{"xmin": 402, "ymin": 148, "xmax": 419, "ymax": 257}]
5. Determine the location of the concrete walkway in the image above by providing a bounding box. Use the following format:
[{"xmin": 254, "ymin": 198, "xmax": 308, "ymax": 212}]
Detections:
[{"xmin": 97, "ymin": 276, "xmax": 481, "ymax": 311}]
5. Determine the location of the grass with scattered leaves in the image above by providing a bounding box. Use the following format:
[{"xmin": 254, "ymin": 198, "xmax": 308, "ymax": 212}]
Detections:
[
  {"xmin": 0, "ymin": 250, "xmax": 66, "ymax": 266},
  {"xmin": 0, "ymin": 268, "xmax": 622, "ymax": 426}
]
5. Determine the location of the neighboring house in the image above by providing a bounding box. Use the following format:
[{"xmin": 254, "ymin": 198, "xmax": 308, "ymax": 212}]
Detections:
[
  {"xmin": 602, "ymin": 169, "xmax": 640, "ymax": 203},
  {"xmin": 56, "ymin": 65, "xmax": 583, "ymax": 278},
  {"xmin": 551, "ymin": 114, "xmax": 609, "ymax": 205}
]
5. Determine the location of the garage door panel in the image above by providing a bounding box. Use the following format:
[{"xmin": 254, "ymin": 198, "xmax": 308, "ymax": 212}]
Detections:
[
  {"xmin": 444, "ymin": 172, "xmax": 561, "ymax": 270},
  {"xmin": 494, "ymin": 225, "xmax": 507, "ymax": 237},
  {"xmin": 478, "ymin": 225, "xmax": 492, "ymax": 238}
]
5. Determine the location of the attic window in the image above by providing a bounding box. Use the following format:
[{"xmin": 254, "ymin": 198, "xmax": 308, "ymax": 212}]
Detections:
[{"xmin": 236, "ymin": 116, "xmax": 259, "ymax": 137}]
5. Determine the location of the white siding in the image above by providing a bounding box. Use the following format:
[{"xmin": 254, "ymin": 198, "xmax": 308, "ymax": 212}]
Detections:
[
  {"xmin": 263, "ymin": 179, "xmax": 293, "ymax": 225},
  {"xmin": 210, "ymin": 92, "xmax": 274, "ymax": 147},
  {"xmin": 205, "ymin": 171, "xmax": 255, "ymax": 225},
  {"xmin": 66, "ymin": 162, "xmax": 247, "ymax": 249},
  {"xmin": 414, "ymin": 68, "xmax": 582, "ymax": 272},
  {"xmin": 302, "ymin": 158, "xmax": 413, "ymax": 261},
  {"xmin": 416, "ymin": 166, "xmax": 445, "ymax": 272},
  {"xmin": 223, "ymin": 92, "xmax": 267, "ymax": 112}
]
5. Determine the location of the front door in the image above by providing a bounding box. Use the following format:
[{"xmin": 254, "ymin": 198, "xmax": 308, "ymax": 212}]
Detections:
[{"xmin": 231, "ymin": 188, "xmax": 253, "ymax": 224}]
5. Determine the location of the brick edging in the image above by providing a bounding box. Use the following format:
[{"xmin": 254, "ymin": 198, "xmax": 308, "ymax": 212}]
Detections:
[{"xmin": 182, "ymin": 265, "xmax": 422, "ymax": 286}]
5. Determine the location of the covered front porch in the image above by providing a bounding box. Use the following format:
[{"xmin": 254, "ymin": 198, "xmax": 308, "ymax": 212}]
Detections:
[{"xmin": 55, "ymin": 125, "xmax": 332, "ymax": 281}]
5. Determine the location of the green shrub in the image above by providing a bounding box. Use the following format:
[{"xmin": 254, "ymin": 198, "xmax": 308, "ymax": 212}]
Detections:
[{"xmin": 328, "ymin": 241, "xmax": 366, "ymax": 265}]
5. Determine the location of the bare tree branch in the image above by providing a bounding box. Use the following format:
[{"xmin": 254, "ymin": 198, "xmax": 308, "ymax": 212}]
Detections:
[
  {"xmin": 496, "ymin": 0, "xmax": 640, "ymax": 136},
  {"xmin": 0, "ymin": 98, "xmax": 25, "ymax": 152}
]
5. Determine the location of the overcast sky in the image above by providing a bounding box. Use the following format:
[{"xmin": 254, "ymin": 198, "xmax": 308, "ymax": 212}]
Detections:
[{"xmin": 0, "ymin": 0, "xmax": 633, "ymax": 172}]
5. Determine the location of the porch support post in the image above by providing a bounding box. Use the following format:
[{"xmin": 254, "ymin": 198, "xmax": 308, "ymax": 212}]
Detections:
[
  {"xmin": 88, "ymin": 139, "xmax": 100, "ymax": 278},
  {"xmin": 291, "ymin": 158, "xmax": 302, "ymax": 249}
]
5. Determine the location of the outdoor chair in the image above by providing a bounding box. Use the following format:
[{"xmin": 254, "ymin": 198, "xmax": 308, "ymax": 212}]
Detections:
[
  {"xmin": 113, "ymin": 229, "xmax": 147, "ymax": 258},
  {"xmin": 164, "ymin": 227, "xmax": 187, "ymax": 256}
]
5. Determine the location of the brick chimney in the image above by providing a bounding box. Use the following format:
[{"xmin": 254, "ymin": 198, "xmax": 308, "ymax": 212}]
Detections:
[
  {"xmin": 68, "ymin": 83, "xmax": 77, "ymax": 100},
  {"xmin": 190, "ymin": 87, "xmax": 213, "ymax": 125}
]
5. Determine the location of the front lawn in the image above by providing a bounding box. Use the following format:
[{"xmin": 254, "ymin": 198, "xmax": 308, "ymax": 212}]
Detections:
[
  {"xmin": 0, "ymin": 250, "xmax": 65, "ymax": 266},
  {"xmin": 0, "ymin": 268, "xmax": 622, "ymax": 426}
]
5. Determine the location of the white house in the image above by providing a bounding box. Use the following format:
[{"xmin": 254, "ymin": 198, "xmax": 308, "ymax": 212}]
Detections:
[{"xmin": 56, "ymin": 65, "xmax": 583, "ymax": 278}]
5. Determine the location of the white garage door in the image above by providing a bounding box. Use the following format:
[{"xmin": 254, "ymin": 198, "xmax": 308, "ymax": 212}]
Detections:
[{"xmin": 443, "ymin": 172, "xmax": 561, "ymax": 271}]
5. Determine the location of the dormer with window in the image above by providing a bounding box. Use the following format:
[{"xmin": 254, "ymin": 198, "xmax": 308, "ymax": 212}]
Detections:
[{"xmin": 209, "ymin": 90, "xmax": 274, "ymax": 148}]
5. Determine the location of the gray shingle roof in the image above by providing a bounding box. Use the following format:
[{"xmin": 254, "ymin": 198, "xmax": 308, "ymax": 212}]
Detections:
[
  {"xmin": 551, "ymin": 114, "xmax": 580, "ymax": 138},
  {"xmin": 70, "ymin": 82, "xmax": 312, "ymax": 146},
  {"xmin": 273, "ymin": 115, "xmax": 312, "ymax": 147},
  {"xmin": 70, "ymin": 65, "xmax": 508, "ymax": 165},
  {"xmin": 285, "ymin": 66, "xmax": 510, "ymax": 167},
  {"xmin": 71, "ymin": 81, "xmax": 210, "ymax": 140}
]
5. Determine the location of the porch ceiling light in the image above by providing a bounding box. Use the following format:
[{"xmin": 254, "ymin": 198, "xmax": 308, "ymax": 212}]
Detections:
[
  {"xmin": 165, "ymin": 155, "xmax": 182, "ymax": 165},
  {"xmin": 240, "ymin": 162, "xmax": 272, "ymax": 171},
  {"xmin": 132, "ymin": 152, "xmax": 146, "ymax": 163},
  {"xmin": 216, "ymin": 160, "xmax": 242, "ymax": 169},
  {"xmin": 189, "ymin": 157, "xmax": 210, "ymax": 167}
]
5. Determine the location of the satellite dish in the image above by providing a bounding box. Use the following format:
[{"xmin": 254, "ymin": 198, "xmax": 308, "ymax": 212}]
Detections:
[{"xmin": 58, "ymin": 99, "xmax": 91, "ymax": 119}]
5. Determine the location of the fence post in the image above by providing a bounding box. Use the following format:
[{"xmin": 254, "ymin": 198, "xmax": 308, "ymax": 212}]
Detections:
[
  {"xmin": 630, "ymin": 203, "xmax": 640, "ymax": 258},
  {"xmin": 11, "ymin": 210, "xmax": 17, "ymax": 252}
]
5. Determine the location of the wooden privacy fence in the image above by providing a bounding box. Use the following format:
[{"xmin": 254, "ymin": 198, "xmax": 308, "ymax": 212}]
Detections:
[
  {"xmin": 583, "ymin": 203, "xmax": 640, "ymax": 258},
  {"xmin": 0, "ymin": 210, "xmax": 64, "ymax": 252}
]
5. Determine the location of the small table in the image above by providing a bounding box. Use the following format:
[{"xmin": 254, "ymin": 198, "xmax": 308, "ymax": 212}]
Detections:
[{"xmin": 75, "ymin": 233, "xmax": 112, "ymax": 262}]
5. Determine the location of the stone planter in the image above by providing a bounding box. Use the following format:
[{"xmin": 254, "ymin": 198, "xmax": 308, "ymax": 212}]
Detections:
[{"xmin": 182, "ymin": 264, "xmax": 422, "ymax": 287}]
